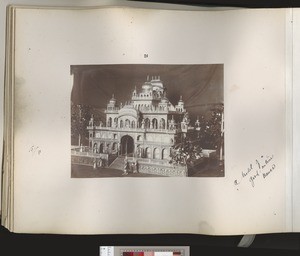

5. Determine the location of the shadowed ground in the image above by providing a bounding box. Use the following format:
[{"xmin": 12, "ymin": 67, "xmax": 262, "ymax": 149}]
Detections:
[
  {"xmin": 71, "ymin": 164, "xmax": 163, "ymax": 178},
  {"xmin": 188, "ymin": 159, "xmax": 224, "ymax": 177},
  {"xmin": 71, "ymin": 159, "xmax": 224, "ymax": 178}
]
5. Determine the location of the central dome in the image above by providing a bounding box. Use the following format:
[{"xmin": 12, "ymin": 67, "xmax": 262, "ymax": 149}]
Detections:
[
  {"xmin": 142, "ymin": 81, "xmax": 152, "ymax": 92},
  {"xmin": 151, "ymin": 80, "xmax": 163, "ymax": 89},
  {"xmin": 118, "ymin": 105, "xmax": 139, "ymax": 118},
  {"xmin": 150, "ymin": 76, "xmax": 164, "ymax": 93}
]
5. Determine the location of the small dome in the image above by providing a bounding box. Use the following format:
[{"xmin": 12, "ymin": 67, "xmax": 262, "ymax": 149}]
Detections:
[{"xmin": 109, "ymin": 94, "xmax": 116, "ymax": 104}]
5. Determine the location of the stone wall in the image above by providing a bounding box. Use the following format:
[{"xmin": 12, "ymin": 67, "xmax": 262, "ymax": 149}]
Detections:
[
  {"xmin": 71, "ymin": 155, "xmax": 95, "ymax": 166},
  {"xmin": 137, "ymin": 160, "xmax": 187, "ymax": 177},
  {"xmin": 71, "ymin": 153, "xmax": 117, "ymax": 167}
]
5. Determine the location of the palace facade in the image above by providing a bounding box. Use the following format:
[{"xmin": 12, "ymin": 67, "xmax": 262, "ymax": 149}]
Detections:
[{"xmin": 86, "ymin": 76, "xmax": 201, "ymax": 176}]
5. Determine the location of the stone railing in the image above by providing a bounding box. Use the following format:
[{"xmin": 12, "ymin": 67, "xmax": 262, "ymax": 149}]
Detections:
[
  {"xmin": 87, "ymin": 126, "xmax": 179, "ymax": 134},
  {"xmin": 104, "ymin": 107, "xmax": 120, "ymax": 113},
  {"xmin": 71, "ymin": 150, "xmax": 99, "ymax": 157},
  {"xmin": 138, "ymin": 161, "xmax": 187, "ymax": 177},
  {"xmin": 123, "ymin": 157, "xmax": 187, "ymax": 177},
  {"xmin": 71, "ymin": 150, "xmax": 117, "ymax": 167},
  {"xmin": 139, "ymin": 108, "xmax": 168, "ymax": 114}
]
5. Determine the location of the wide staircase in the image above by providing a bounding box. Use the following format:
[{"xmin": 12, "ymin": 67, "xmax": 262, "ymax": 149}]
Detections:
[{"xmin": 109, "ymin": 156, "xmax": 125, "ymax": 170}]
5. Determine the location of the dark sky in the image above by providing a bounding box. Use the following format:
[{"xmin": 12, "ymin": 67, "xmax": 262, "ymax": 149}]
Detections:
[{"xmin": 71, "ymin": 64, "xmax": 223, "ymax": 120}]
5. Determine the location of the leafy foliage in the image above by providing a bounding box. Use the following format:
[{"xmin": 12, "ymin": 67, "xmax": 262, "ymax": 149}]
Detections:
[
  {"xmin": 71, "ymin": 102, "xmax": 91, "ymax": 146},
  {"xmin": 198, "ymin": 104, "xmax": 224, "ymax": 150},
  {"xmin": 169, "ymin": 104, "xmax": 224, "ymax": 165},
  {"xmin": 169, "ymin": 138, "xmax": 203, "ymax": 166}
]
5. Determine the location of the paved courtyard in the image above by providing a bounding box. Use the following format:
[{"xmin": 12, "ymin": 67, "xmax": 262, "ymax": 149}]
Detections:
[
  {"xmin": 71, "ymin": 159, "xmax": 224, "ymax": 178},
  {"xmin": 188, "ymin": 159, "xmax": 224, "ymax": 177},
  {"xmin": 71, "ymin": 164, "xmax": 163, "ymax": 178}
]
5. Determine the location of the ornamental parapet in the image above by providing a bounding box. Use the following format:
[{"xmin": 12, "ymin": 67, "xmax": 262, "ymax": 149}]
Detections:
[
  {"xmin": 71, "ymin": 149, "xmax": 100, "ymax": 157},
  {"xmin": 136, "ymin": 160, "xmax": 188, "ymax": 177},
  {"xmin": 105, "ymin": 108, "xmax": 119, "ymax": 113},
  {"xmin": 138, "ymin": 108, "xmax": 168, "ymax": 113},
  {"xmin": 87, "ymin": 125, "xmax": 179, "ymax": 134},
  {"xmin": 135, "ymin": 141, "xmax": 174, "ymax": 146}
]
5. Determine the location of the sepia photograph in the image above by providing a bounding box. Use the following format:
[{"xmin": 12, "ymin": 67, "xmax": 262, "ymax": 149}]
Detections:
[{"xmin": 70, "ymin": 64, "xmax": 224, "ymax": 178}]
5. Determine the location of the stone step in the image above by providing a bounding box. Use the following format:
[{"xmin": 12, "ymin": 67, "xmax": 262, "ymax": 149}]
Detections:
[{"xmin": 109, "ymin": 156, "xmax": 125, "ymax": 170}]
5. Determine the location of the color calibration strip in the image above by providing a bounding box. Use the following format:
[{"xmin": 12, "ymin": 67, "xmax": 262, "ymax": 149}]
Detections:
[
  {"xmin": 100, "ymin": 246, "xmax": 188, "ymax": 256},
  {"xmin": 122, "ymin": 252, "xmax": 181, "ymax": 256},
  {"xmin": 100, "ymin": 246, "xmax": 114, "ymax": 256}
]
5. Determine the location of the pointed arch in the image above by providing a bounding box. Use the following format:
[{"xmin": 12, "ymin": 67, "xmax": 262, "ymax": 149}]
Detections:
[
  {"xmin": 153, "ymin": 148, "xmax": 160, "ymax": 159},
  {"xmin": 145, "ymin": 118, "xmax": 150, "ymax": 129},
  {"xmin": 114, "ymin": 117, "xmax": 118, "ymax": 127},
  {"xmin": 99, "ymin": 143, "xmax": 104, "ymax": 153},
  {"xmin": 145, "ymin": 147, "xmax": 151, "ymax": 158},
  {"xmin": 125, "ymin": 119, "xmax": 130, "ymax": 128},
  {"xmin": 106, "ymin": 143, "xmax": 110, "ymax": 153},
  {"xmin": 159, "ymin": 118, "xmax": 166, "ymax": 129},
  {"xmin": 107, "ymin": 117, "xmax": 112, "ymax": 127},
  {"xmin": 162, "ymin": 148, "xmax": 169, "ymax": 159},
  {"xmin": 131, "ymin": 120, "xmax": 136, "ymax": 128},
  {"xmin": 152, "ymin": 118, "xmax": 158, "ymax": 129},
  {"xmin": 120, "ymin": 135, "xmax": 134, "ymax": 156}
]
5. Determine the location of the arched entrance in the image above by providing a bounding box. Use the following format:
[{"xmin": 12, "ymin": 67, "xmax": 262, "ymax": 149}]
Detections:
[{"xmin": 120, "ymin": 135, "xmax": 134, "ymax": 156}]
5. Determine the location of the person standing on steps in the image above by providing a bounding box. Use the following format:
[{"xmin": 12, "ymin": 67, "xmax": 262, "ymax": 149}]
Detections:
[{"xmin": 123, "ymin": 157, "xmax": 129, "ymax": 175}]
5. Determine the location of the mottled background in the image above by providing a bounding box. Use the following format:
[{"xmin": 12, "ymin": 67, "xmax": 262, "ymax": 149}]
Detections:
[{"xmin": 71, "ymin": 64, "xmax": 223, "ymax": 122}]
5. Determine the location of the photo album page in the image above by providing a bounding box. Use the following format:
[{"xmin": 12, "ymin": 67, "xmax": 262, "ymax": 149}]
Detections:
[{"xmin": 10, "ymin": 6, "xmax": 289, "ymax": 234}]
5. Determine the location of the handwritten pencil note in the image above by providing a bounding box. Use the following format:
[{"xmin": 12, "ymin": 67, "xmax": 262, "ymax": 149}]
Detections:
[
  {"xmin": 234, "ymin": 155, "xmax": 276, "ymax": 189},
  {"xmin": 28, "ymin": 145, "xmax": 42, "ymax": 156}
]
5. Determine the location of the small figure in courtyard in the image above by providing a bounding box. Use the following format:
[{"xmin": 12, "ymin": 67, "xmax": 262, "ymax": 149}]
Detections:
[
  {"xmin": 98, "ymin": 158, "xmax": 103, "ymax": 168},
  {"xmin": 102, "ymin": 158, "xmax": 107, "ymax": 167},
  {"xmin": 93, "ymin": 158, "xmax": 97, "ymax": 170},
  {"xmin": 123, "ymin": 157, "xmax": 129, "ymax": 175},
  {"xmin": 132, "ymin": 159, "xmax": 138, "ymax": 173}
]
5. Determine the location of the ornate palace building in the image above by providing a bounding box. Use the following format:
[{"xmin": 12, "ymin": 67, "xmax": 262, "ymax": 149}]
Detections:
[{"xmin": 86, "ymin": 76, "xmax": 201, "ymax": 176}]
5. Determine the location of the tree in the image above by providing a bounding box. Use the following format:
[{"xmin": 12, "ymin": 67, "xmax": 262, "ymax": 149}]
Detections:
[
  {"xmin": 71, "ymin": 102, "xmax": 91, "ymax": 146},
  {"xmin": 169, "ymin": 137, "xmax": 203, "ymax": 166},
  {"xmin": 199, "ymin": 104, "xmax": 224, "ymax": 158}
]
